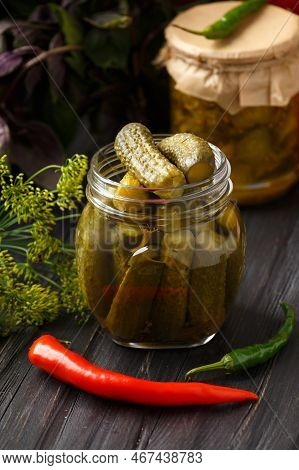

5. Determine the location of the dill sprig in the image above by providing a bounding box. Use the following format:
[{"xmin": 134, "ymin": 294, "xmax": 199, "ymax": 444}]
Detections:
[{"xmin": 0, "ymin": 154, "xmax": 89, "ymax": 336}]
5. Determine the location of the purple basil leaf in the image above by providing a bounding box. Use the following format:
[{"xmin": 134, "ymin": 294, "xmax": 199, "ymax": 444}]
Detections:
[
  {"xmin": 14, "ymin": 45, "xmax": 41, "ymax": 56},
  {"xmin": 9, "ymin": 121, "xmax": 65, "ymax": 188},
  {"xmin": 0, "ymin": 21, "xmax": 15, "ymax": 35},
  {"xmin": 12, "ymin": 45, "xmax": 41, "ymax": 59},
  {"xmin": 0, "ymin": 45, "xmax": 42, "ymax": 77},
  {"xmin": 0, "ymin": 116, "xmax": 10, "ymax": 153},
  {"xmin": 12, "ymin": 24, "xmax": 45, "ymax": 48},
  {"xmin": 0, "ymin": 51, "xmax": 23, "ymax": 77},
  {"xmin": 24, "ymin": 65, "xmax": 42, "ymax": 96},
  {"xmin": 30, "ymin": 5, "xmax": 55, "ymax": 23},
  {"xmin": 61, "ymin": 0, "xmax": 80, "ymax": 8}
]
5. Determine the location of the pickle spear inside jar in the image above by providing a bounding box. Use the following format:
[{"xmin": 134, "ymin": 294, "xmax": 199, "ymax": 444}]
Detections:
[
  {"xmin": 105, "ymin": 247, "xmax": 164, "ymax": 342},
  {"xmin": 150, "ymin": 229, "xmax": 196, "ymax": 342},
  {"xmin": 189, "ymin": 229, "xmax": 228, "ymax": 336},
  {"xmin": 113, "ymin": 172, "xmax": 146, "ymax": 212},
  {"xmin": 75, "ymin": 203, "xmax": 116, "ymax": 319}
]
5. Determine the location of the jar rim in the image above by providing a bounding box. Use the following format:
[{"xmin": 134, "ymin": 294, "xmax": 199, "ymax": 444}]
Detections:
[
  {"xmin": 87, "ymin": 135, "xmax": 232, "ymax": 222},
  {"xmin": 88, "ymin": 136, "xmax": 230, "ymax": 195}
]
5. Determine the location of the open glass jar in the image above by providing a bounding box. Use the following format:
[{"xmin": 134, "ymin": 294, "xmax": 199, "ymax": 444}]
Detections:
[
  {"xmin": 160, "ymin": 1, "xmax": 299, "ymax": 204},
  {"xmin": 75, "ymin": 137, "xmax": 246, "ymax": 349}
]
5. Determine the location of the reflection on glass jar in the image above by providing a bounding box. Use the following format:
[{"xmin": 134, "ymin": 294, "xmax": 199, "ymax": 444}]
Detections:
[
  {"xmin": 75, "ymin": 138, "xmax": 246, "ymax": 349},
  {"xmin": 171, "ymin": 85, "xmax": 299, "ymax": 204}
]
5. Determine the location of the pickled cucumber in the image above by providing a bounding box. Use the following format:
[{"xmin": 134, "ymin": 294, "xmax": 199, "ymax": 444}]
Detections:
[
  {"xmin": 105, "ymin": 248, "xmax": 164, "ymax": 341},
  {"xmin": 113, "ymin": 172, "xmax": 146, "ymax": 212},
  {"xmin": 216, "ymin": 203, "xmax": 240, "ymax": 236},
  {"xmin": 151, "ymin": 230, "xmax": 195, "ymax": 341},
  {"xmin": 236, "ymin": 127, "xmax": 273, "ymax": 166},
  {"xmin": 75, "ymin": 203, "xmax": 116, "ymax": 319},
  {"xmin": 114, "ymin": 123, "xmax": 186, "ymax": 199},
  {"xmin": 225, "ymin": 229, "xmax": 246, "ymax": 308},
  {"xmin": 216, "ymin": 204, "xmax": 245, "ymax": 307},
  {"xmin": 276, "ymin": 108, "xmax": 298, "ymax": 143},
  {"xmin": 156, "ymin": 204, "xmax": 185, "ymax": 233},
  {"xmin": 113, "ymin": 241, "xmax": 129, "ymax": 283},
  {"xmin": 277, "ymin": 132, "xmax": 298, "ymax": 161},
  {"xmin": 158, "ymin": 133, "xmax": 215, "ymax": 183},
  {"xmin": 235, "ymin": 127, "xmax": 283, "ymax": 180},
  {"xmin": 231, "ymin": 162, "xmax": 254, "ymax": 184},
  {"xmin": 218, "ymin": 140, "xmax": 235, "ymax": 162},
  {"xmin": 113, "ymin": 223, "xmax": 148, "ymax": 283},
  {"xmin": 231, "ymin": 107, "xmax": 273, "ymax": 131},
  {"xmin": 188, "ymin": 230, "xmax": 227, "ymax": 335}
]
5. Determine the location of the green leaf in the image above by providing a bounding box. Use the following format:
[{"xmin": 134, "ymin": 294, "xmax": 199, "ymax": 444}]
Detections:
[
  {"xmin": 84, "ymin": 28, "xmax": 130, "ymax": 70},
  {"xmin": 84, "ymin": 11, "xmax": 132, "ymax": 29},
  {"xmin": 49, "ymin": 3, "xmax": 83, "ymax": 46},
  {"xmin": 49, "ymin": 3, "xmax": 85, "ymax": 76}
]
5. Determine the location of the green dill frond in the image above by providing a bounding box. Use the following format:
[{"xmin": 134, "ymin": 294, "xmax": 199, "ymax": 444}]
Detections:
[
  {"xmin": 0, "ymin": 155, "xmax": 10, "ymax": 183},
  {"xmin": 0, "ymin": 249, "xmax": 60, "ymax": 335},
  {"xmin": 56, "ymin": 154, "xmax": 88, "ymax": 211},
  {"xmin": 16, "ymin": 262, "xmax": 40, "ymax": 281},
  {"xmin": 1, "ymin": 173, "xmax": 54, "ymax": 224},
  {"xmin": 0, "ymin": 249, "xmax": 18, "ymax": 290},
  {"xmin": 28, "ymin": 220, "xmax": 62, "ymax": 263},
  {"xmin": 0, "ymin": 249, "xmax": 16, "ymax": 272},
  {"xmin": 53, "ymin": 254, "xmax": 89, "ymax": 323},
  {"xmin": 0, "ymin": 153, "xmax": 89, "ymax": 336},
  {"xmin": 0, "ymin": 282, "xmax": 60, "ymax": 336}
]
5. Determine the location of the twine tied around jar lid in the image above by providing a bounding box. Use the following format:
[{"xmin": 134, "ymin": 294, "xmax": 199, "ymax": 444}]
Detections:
[{"xmin": 157, "ymin": 1, "xmax": 299, "ymax": 114}]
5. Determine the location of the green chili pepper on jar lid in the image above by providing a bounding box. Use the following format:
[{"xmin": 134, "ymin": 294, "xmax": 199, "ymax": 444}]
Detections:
[
  {"xmin": 173, "ymin": 0, "xmax": 267, "ymax": 40},
  {"xmin": 186, "ymin": 303, "xmax": 296, "ymax": 379}
]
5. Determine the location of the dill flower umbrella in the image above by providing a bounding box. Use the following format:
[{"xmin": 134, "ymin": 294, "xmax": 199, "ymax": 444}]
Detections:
[{"xmin": 0, "ymin": 154, "xmax": 89, "ymax": 335}]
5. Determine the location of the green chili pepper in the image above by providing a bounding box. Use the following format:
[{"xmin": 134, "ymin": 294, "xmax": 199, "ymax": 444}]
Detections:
[
  {"xmin": 186, "ymin": 303, "xmax": 296, "ymax": 379},
  {"xmin": 173, "ymin": 0, "xmax": 267, "ymax": 40}
]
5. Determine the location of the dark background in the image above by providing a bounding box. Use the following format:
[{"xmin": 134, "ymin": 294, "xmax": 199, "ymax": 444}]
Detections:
[{"xmin": 0, "ymin": 0, "xmax": 214, "ymax": 183}]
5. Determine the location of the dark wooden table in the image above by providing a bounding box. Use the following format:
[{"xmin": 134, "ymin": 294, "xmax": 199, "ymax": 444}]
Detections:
[{"xmin": 0, "ymin": 185, "xmax": 298, "ymax": 450}]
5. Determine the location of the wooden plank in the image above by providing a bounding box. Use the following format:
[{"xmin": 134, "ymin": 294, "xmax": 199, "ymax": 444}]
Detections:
[
  {"xmin": 0, "ymin": 185, "xmax": 298, "ymax": 450},
  {"xmin": 0, "ymin": 318, "xmax": 99, "ymax": 449}
]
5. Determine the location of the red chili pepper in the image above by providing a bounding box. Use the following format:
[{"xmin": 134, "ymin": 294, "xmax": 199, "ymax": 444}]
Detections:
[{"xmin": 28, "ymin": 335, "xmax": 258, "ymax": 406}]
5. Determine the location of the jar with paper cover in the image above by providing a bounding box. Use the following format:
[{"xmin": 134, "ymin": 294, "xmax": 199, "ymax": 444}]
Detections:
[{"xmin": 159, "ymin": 1, "xmax": 299, "ymax": 204}]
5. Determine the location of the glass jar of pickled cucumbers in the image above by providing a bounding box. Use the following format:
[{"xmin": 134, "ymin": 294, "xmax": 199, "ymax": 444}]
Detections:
[
  {"xmin": 160, "ymin": 1, "xmax": 299, "ymax": 204},
  {"xmin": 76, "ymin": 136, "xmax": 246, "ymax": 349}
]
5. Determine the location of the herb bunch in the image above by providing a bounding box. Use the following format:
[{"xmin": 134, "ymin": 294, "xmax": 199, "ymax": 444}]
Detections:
[{"xmin": 0, "ymin": 153, "xmax": 88, "ymax": 336}]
